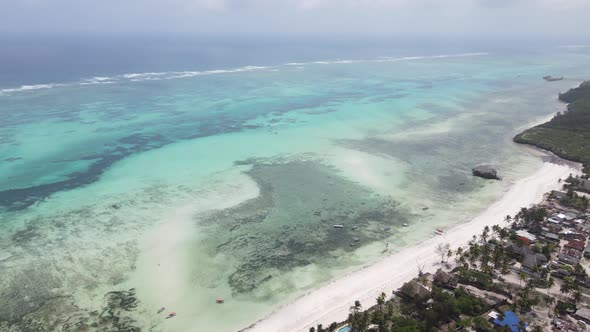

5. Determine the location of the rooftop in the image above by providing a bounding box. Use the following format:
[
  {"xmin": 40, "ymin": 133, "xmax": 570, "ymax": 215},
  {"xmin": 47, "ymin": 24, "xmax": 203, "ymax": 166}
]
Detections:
[
  {"xmin": 576, "ymin": 307, "xmax": 590, "ymax": 321},
  {"xmin": 522, "ymin": 253, "xmax": 548, "ymax": 270},
  {"xmin": 515, "ymin": 230, "xmax": 537, "ymax": 242},
  {"xmin": 491, "ymin": 310, "xmax": 526, "ymax": 332},
  {"xmin": 561, "ymin": 248, "xmax": 583, "ymax": 259},
  {"xmin": 566, "ymin": 239, "xmax": 586, "ymax": 251}
]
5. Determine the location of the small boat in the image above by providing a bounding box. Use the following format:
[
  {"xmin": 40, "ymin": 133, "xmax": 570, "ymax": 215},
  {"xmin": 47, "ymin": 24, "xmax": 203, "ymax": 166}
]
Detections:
[
  {"xmin": 543, "ymin": 75, "xmax": 564, "ymax": 82},
  {"xmin": 351, "ymin": 226, "xmax": 358, "ymax": 230},
  {"xmin": 166, "ymin": 312, "xmax": 176, "ymax": 319},
  {"xmin": 334, "ymin": 224, "xmax": 344, "ymax": 229},
  {"xmin": 402, "ymin": 223, "xmax": 409, "ymax": 227},
  {"xmin": 353, "ymin": 237, "xmax": 360, "ymax": 242},
  {"xmin": 350, "ymin": 243, "xmax": 357, "ymax": 247},
  {"xmin": 216, "ymin": 299, "xmax": 224, "ymax": 304},
  {"xmin": 157, "ymin": 307, "xmax": 165, "ymax": 314}
]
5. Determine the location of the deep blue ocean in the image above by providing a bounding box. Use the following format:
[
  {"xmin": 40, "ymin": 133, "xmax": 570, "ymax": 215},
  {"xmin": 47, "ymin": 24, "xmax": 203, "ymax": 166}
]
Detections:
[{"xmin": 1, "ymin": 35, "xmax": 580, "ymax": 88}]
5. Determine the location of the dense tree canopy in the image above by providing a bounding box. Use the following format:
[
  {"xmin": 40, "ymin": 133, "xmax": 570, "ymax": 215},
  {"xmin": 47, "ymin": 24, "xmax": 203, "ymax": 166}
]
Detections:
[{"xmin": 515, "ymin": 81, "xmax": 590, "ymax": 175}]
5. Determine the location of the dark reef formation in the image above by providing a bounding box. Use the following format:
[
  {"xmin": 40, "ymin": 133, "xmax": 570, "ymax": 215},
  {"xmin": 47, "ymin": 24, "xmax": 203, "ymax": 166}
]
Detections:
[
  {"xmin": 472, "ymin": 165, "xmax": 500, "ymax": 180},
  {"xmin": 201, "ymin": 159, "xmax": 409, "ymax": 296}
]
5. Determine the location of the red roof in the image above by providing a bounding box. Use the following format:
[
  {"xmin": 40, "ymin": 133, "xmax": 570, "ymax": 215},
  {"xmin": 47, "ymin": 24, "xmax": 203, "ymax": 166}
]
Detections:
[
  {"xmin": 566, "ymin": 240, "xmax": 586, "ymax": 251},
  {"xmin": 561, "ymin": 248, "xmax": 583, "ymax": 259}
]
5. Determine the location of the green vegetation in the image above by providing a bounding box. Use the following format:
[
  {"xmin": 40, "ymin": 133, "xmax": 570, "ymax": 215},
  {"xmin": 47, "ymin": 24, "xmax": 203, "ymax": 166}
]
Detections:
[
  {"xmin": 343, "ymin": 286, "xmax": 489, "ymax": 332},
  {"xmin": 559, "ymin": 81, "xmax": 590, "ymax": 103},
  {"xmin": 327, "ymin": 202, "xmax": 588, "ymax": 332},
  {"xmin": 561, "ymin": 175, "xmax": 590, "ymax": 210},
  {"xmin": 514, "ymin": 81, "xmax": 590, "ymax": 175}
]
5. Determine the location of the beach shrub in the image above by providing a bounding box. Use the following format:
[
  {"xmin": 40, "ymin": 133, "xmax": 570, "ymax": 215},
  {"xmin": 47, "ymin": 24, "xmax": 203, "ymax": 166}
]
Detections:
[
  {"xmin": 389, "ymin": 317, "xmax": 422, "ymax": 332},
  {"xmin": 454, "ymin": 287, "xmax": 488, "ymax": 315},
  {"xmin": 457, "ymin": 269, "xmax": 494, "ymax": 290}
]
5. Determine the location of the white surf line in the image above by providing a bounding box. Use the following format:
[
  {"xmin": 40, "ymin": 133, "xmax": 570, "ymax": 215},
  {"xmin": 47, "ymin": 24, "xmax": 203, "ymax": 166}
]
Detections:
[
  {"xmin": 284, "ymin": 52, "xmax": 490, "ymax": 66},
  {"xmin": 242, "ymin": 161, "xmax": 579, "ymax": 332},
  {"xmin": 0, "ymin": 52, "xmax": 489, "ymax": 96}
]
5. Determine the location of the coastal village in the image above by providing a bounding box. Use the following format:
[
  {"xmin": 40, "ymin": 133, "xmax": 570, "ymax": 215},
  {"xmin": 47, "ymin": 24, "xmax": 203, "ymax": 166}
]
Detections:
[
  {"xmin": 319, "ymin": 174, "xmax": 590, "ymax": 332},
  {"xmin": 314, "ymin": 81, "xmax": 590, "ymax": 332}
]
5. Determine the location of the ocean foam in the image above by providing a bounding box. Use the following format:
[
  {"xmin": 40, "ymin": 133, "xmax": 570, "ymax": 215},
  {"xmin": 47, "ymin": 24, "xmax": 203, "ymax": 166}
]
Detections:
[
  {"xmin": 0, "ymin": 53, "xmax": 487, "ymax": 96},
  {"xmin": 0, "ymin": 83, "xmax": 64, "ymax": 95}
]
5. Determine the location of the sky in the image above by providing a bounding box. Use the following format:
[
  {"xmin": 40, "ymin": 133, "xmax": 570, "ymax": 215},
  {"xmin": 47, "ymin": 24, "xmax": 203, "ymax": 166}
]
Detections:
[{"xmin": 1, "ymin": 0, "xmax": 590, "ymax": 39}]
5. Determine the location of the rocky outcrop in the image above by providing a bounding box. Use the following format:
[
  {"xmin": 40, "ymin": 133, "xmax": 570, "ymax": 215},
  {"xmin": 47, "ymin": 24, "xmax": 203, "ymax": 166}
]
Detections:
[{"xmin": 472, "ymin": 166, "xmax": 500, "ymax": 180}]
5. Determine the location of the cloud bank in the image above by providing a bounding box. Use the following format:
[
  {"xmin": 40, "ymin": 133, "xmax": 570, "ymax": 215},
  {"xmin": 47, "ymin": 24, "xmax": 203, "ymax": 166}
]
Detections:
[{"xmin": 2, "ymin": 0, "xmax": 589, "ymax": 38}]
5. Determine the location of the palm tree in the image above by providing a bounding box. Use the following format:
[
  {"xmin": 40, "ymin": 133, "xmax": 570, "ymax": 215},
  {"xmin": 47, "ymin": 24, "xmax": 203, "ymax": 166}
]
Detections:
[
  {"xmin": 574, "ymin": 263, "xmax": 587, "ymax": 277},
  {"xmin": 353, "ymin": 300, "xmax": 361, "ymax": 311},
  {"xmin": 519, "ymin": 273, "xmax": 527, "ymax": 288},
  {"xmin": 573, "ymin": 290, "xmax": 582, "ymax": 305},
  {"xmin": 547, "ymin": 296, "xmax": 555, "ymax": 317},
  {"xmin": 492, "ymin": 224, "xmax": 501, "ymax": 239},
  {"xmin": 499, "ymin": 228, "xmax": 509, "ymax": 244},
  {"xmin": 560, "ymin": 277, "xmax": 573, "ymax": 301},
  {"xmin": 504, "ymin": 215, "xmax": 512, "ymax": 224},
  {"xmin": 481, "ymin": 226, "xmax": 490, "ymax": 243},
  {"xmin": 455, "ymin": 247, "xmax": 464, "ymax": 264},
  {"xmin": 547, "ymin": 277, "xmax": 555, "ymax": 295},
  {"xmin": 328, "ymin": 323, "xmax": 338, "ymax": 332}
]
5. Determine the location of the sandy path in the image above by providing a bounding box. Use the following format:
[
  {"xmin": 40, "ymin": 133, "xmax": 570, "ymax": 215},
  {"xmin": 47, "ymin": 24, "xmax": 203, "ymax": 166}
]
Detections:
[{"xmin": 243, "ymin": 161, "xmax": 579, "ymax": 332}]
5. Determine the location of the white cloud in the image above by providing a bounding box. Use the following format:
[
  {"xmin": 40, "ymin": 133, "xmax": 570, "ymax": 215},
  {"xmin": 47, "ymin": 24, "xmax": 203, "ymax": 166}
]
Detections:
[{"xmin": 1, "ymin": 0, "xmax": 589, "ymax": 37}]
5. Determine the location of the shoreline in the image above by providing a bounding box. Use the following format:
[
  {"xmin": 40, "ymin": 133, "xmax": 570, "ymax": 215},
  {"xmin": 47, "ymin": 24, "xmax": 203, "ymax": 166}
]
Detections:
[{"xmin": 242, "ymin": 160, "xmax": 580, "ymax": 332}]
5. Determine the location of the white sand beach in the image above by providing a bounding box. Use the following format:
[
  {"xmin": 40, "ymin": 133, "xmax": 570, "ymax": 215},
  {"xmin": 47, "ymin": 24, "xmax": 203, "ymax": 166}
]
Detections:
[{"xmin": 243, "ymin": 160, "xmax": 580, "ymax": 332}]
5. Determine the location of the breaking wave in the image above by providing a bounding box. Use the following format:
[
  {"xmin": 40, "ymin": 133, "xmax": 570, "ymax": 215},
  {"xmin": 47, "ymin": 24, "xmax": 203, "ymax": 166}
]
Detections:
[
  {"xmin": 0, "ymin": 53, "xmax": 488, "ymax": 96},
  {"xmin": 0, "ymin": 84, "xmax": 65, "ymax": 94},
  {"xmin": 298, "ymin": 52, "xmax": 489, "ymax": 66}
]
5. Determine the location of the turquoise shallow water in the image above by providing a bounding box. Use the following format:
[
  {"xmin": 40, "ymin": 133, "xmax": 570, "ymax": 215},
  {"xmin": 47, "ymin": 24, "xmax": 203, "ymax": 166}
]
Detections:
[{"xmin": 1, "ymin": 50, "xmax": 590, "ymax": 331}]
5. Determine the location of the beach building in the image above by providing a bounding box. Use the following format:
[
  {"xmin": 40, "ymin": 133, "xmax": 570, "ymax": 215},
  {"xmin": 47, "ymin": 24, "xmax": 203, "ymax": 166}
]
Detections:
[
  {"xmin": 509, "ymin": 243, "xmax": 533, "ymax": 257},
  {"xmin": 553, "ymin": 318, "xmax": 583, "ymax": 332},
  {"xmin": 515, "ymin": 230, "xmax": 537, "ymax": 244},
  {"xmin": 398, "ymin": 280, "xmax": 431, "ymax": 302},
  {"xmin": 521, "ymin": 253, "xmax": 548, "ymax": 276},
  {"xmin": 433, "ymin": 268, "xmax": 457, "ymax": 288},
  {"xmin": 579, "ymin": 179, "xmax": 590, "ymax": 193},
  {"xmin": 575, "ymin": 307, "xmax": 590, "ymax": 324},
  {"xmin": 541, "ymin": 232, "xmax": 560, "ymax": 242},
  {"xmin": 552, "ymin": 268, "xmax": 571, "ymax": 279},
  {"xmin": 580, "ymin": 224, "xmax": 590, "ymax": 235},
  {"xmin": 556, "ymin": 213, "xmax": 568, "ymax": 221},
  {"xmin": 565, "ymin": 239, "xmax": 586, "ymax": 251},
  {"xmin": 559, "ymin": 248, "xmax": 583, "ymax": 266},
  {"xmin": 489, "ymin": 310, "xmax": 526, "ymax": 332},
  {"xmin": 563, "ymin": 232, "xmax": 586, "ymax": 240},
  {"xmin": 552, "ymin": 191, "xmax": 569, "ymax": 199}
]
